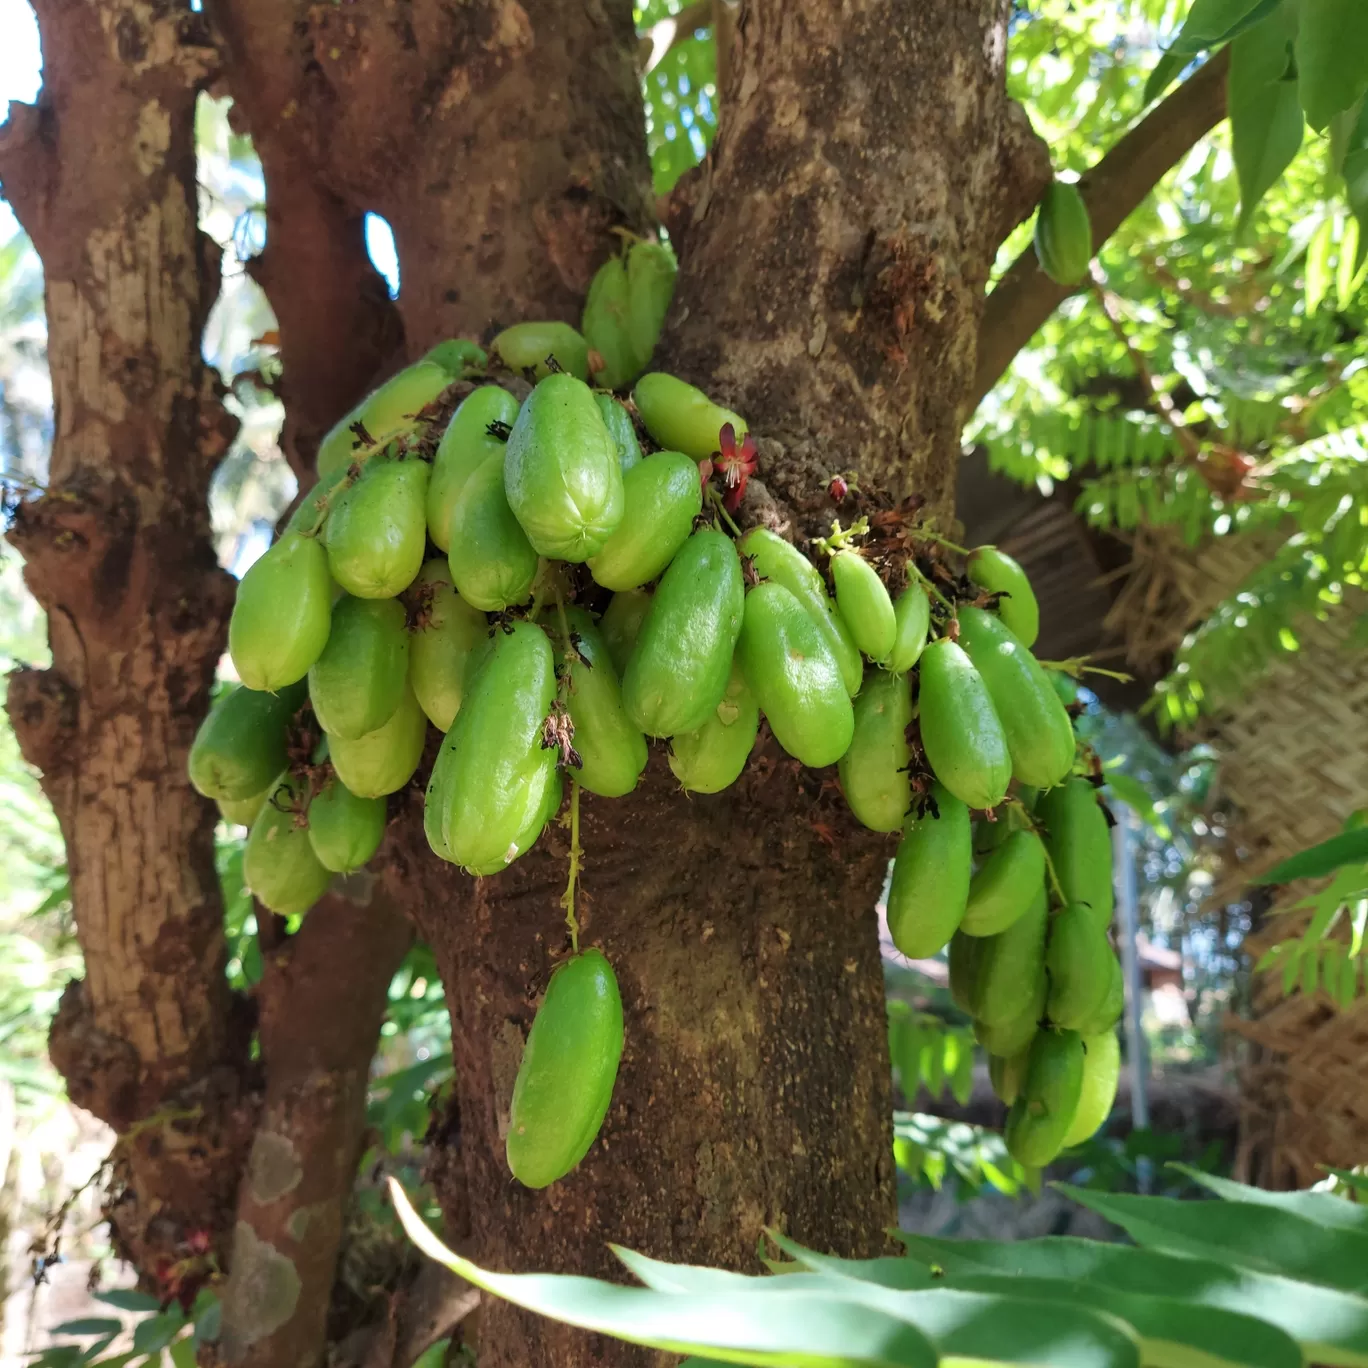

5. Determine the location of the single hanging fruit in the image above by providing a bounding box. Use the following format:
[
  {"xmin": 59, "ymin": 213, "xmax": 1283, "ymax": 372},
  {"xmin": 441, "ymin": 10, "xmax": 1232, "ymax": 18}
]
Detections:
[
  {"xmin": 328, "ymin": 684, "xmax": 428, "ymax": 798},
  {"xmin": 622, "ymin": 527, "xmax": 744, "ymax": 737},
  {"xmin": 549, "ymin": 607, "xmax": 648, "ymax": 799},
  {"xmin": 491, "ymin": 321, "xmax": 590, "ymax": 381},
  {"xmin": 885, "ymin": 785, "xmax": 971, "ymax": 959},
  {"xmin": 1034, "ymin": 179, "xmax": 1093, "ymax": 288},
  {"xmin": 218, "ymin": 786, "xmax": 271, "ymax": 828},
  {"xmin": 828, "ymin": 548, "xmax": 896, "ymax": 663},
  {"xmin": 965, "ymin": 544, "xmax": 1040, "ymax": 648},
  {"xmin": 1005, "ymin": 1027, "xmax": 1085, "ymax": 1168},
  {"xmin": 838, "ymin": 668, "xmax": 913, "ymax": 832},
  {"xmin": 595, "ymin": 392, "xmax": 643, "ymax": 473},
  {"xmin": 959, "ymin": 828, "xmax": 1047, "ymax": 937},
  {"xmin": 737, "ymin": 582, "xmax": 854, "ymax": 768},
  {"xmin": 631, "ymin": 372, "xmax": 747, "ymax": 462},
  {"xmin": 956, "ymin": 606, "xmax": 1073, "ymax": 789},
  {"xmin": 974, "ymin": 887, "xmax": 1049, "ymax": 1028},
  {"xmin": 947, "ymin": 930, "xmax": 985, "ymax": 1015},
  {"xmin": 599, "ymin": 588, "xmax": 653, "ymax": 675},
  {"xmin": 504, "ymin": 373, "xmax": 624, "ymax": 561},
  {"xmin": 587, "ymin": 450, "xmax": 702, "ymax": 592},
  {"xmin": 308, "ymin": 596, "xmax": 410, "ymax": 741},
  {"xmin": 989, "ymin": 1048, "xmax": 1031, "ymax": 1107},
  {"xmin": 307, "ymin": 773, "xmax": 386, "ymax": 874},
  {"xmin": 188, "ymin": 679, "xmax": 306, "ymax": 801},
  {"xmin": 1037, "ymin": 778, "xmax": 1114, "ymax": 926},
  {"xmin": 439, "ymin": 621, "xmax": 560, "ymax": 875},
  {"xmin": 1061, "ymin": 1031, "xmax": 1120, "ymax": 1147},
  {"xmin": 1046, "ymin": 903, "xmax": 1118, "ymax": 1030},
  {"xmin": 408, "ymin": 560, "xmax": 487, "ymax": 732},
  {"xmin": 582, "ymin": 255, "xmax": 637, "ymax": 391},
  {"xmin": 507, "ymin": 948, "xmax": 624, "ymax": 1189},
  {"xmin": 668, "ymin": 659, "xmax": 759, "ymax": 794},
  {"xmin": 1076, "ymin": 950, "xmax": 1124, "ymax": 1037},
  {"xmin": 243, "ymin": 773, "xmax": 332, "ymax": 916},
  {"xmin": 887, "ymin": 583, "xmax": 931, "ymax": 673},
  {"xmin": 447, "ymin": 454, "xmax": 540, "ymax": 612},
  {"xmin": 625, "ymin": 239, "xmax": 677, "ymax": 373},
  {"xmin": 324, "ymin": 453, "xmax": 429, "ymax": 599},
  {"xmin": 427, "ymin": 385, "xmax": 521, "ymax": 551},
  {"xmin": 974, "ymin": 973, "xmax": 1045, "ymax": 1059},
  {"xmin": 916, "ymin": 637, "xmax": 1012, "ymax": 811},
  {"xmin": 229, "ymin": 532, "xmax": 333, "ymax": 692},
  {"xmin": 738, "ymin": 526, "xmax": 862, "ymax": 695}
]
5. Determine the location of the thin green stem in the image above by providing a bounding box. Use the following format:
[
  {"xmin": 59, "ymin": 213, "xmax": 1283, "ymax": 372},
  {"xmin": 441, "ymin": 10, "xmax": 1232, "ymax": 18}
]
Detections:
[
  {"xmin": 560, "ymin": 778, "xmax": 583, "ymax": 955},
  {"xmin": 907, "ymin": 560, "xmax": 956, "ymax": 614},
  {"xmin": 915, "ymin": 529, "xmax": 970, "ymax": 556},
  {"xmin": 1037, "ymin": 655, "xmax": 1134, "ymax": 684},
  {"xmin": 1040, "ymin": 842, "xmax": 1068, "ymax": 908},
  {"xmin": 705, "ymin": 484, "xmax": 744, "ymax": 538}
]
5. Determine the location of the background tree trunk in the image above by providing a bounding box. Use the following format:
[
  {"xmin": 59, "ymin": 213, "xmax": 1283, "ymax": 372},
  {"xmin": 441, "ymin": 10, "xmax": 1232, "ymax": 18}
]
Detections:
[{"xmin": 7, "ymin": 0, "xmax": 1049, "ymax": 1364}]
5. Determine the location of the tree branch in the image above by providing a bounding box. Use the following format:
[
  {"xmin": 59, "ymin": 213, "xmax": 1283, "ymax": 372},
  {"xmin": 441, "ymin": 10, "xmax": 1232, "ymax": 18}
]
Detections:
[{"xmin": 968, "ymin": 47, "xmax": 1231, "ymax": 416}]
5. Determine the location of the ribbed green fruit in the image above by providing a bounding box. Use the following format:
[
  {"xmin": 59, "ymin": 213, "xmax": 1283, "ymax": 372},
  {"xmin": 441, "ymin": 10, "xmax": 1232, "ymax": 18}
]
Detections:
[
  {"xmin": 447, "ymin": 454, "xmax": 540, "ymax": 612},
  {"xmin": 506, "ymin": 948, "xmax": 623, "ymax": 1189},
  {"xmin": 960, "ymin": 829, "xmax": 1046, "ymax": 937},
  {"xmin": 229, "ymin": 532, "xmax": 333, "ymax": 692},
  {"xmin": 599, "ymin": 588, "xmax": 653, "ymax": 676},
  {"xmin": 625, "ymin": 240, "xmax": 677, "ymax": 372},
  {"xmin": 588, "ymin": 450, "xmax": 701, "ymax": 592},
  {"xmin": 1061, "ymin": 1031, "xmax": 1120, "ymax": 1147},
  {"xmin": 218, "ymin": 786, "xmax": 271, "ymax": 828},
  {"xmin": 1046, "ymin": 902, "xmax": 1117, "ymax": 1030},
  {"xmin": 1005, "ymin": 1027, "xmax": 1085, "ymax": 1167},
  {"xmin": 966, "ymin": 545, "xmax": 1040, "ymax": 648},
  {"xmin": 308, "ymin": 596, "xmax": 409, "ymax": 741},
  {"xmin": 243, "ymin": 773, "xmax": 332, "ymax": 915},
  {"xmin": 916, "ymin": 638, "xmax": 1011, "ymax": 811},
  {"xmin": 887, "ymin": 584, "xmax": 931, "ymax": 673},
  {"xmin": 974, "ymin": 887, "xmax": 1049, "ymax": 1029},
  {"xmin": 974, "ymin": 972, "xmax": 1045, "ymax": 1058},
  {"xmin": 582, "ymin": 256, "xmax": 636, "ymax": 391},
  {"xmin": 838, "ymin": 668, "xmax": 912, "ymax": 832},
  {"xmin": 427, "ymin": 385, "xmax": 521, "ymax": 551},
  {"xmin": 408, "ymin": 560, "xmax": 487, "ymax": 732},
  {"xmin": 315, "ymin": 356, "xmax": 454, "ymax": 480},
  {"xmin": 1034, "ymin": 180, "xmax": 1093, "ymax": 288},
  {"xmin": 830, "ymin": 551, "xmax": 896, "ymax": 663},
  {"xmin": 595, "ymin": 393, "xmax": 643, "ymax": 473},
  {"xmin": 188, "ymin": 680, "xmax": 306, "ymax": 801},
  {"xmin": 1038, "ymin": 778, "xmax": 1114, "ymax": 926},
  {"xmin": 668, "ymin": 659, "xmax": 759, "ymax": 794},
  {"xmin": 324, "ymin": 455, "xmax": 429, "ymax": 599},
  {"xmin": 886, "ymin": 785, "xmax": 971, "ymax": 959},
  {"xmin": 631, "ymin": 372, "xmax": 747, "ymax": 462},
  {"xmin": 491, "ymin": 321, "xmax": 590, "ymax": 381},
  {"xmin": 307, "ymin": 775, "xmax": 386, "ymax": 873},
  {"xmin": 328, "ymin": 685, "xmax": 428, "ymax": 798}
]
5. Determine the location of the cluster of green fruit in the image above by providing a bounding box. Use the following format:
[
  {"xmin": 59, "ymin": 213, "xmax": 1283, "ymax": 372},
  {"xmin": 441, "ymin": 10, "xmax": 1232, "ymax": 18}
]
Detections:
[{"xmin": 187, "ymin": 229, "xmax": 1118, "ymax": 1188}]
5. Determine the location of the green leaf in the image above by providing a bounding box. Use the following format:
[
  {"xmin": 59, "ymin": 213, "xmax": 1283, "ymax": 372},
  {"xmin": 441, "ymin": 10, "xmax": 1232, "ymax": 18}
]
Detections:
[
  {"xmin": 1143, "ymin": 49, "xmax": 1191, "ymax": 106},
  {"xmin": 1254, "ymin": 828, "xmax": 1368, "ymax": 883},
  {"xmin": 1170, "ymin": 1164, "xmax": 1368, "ymax": 1232},
  {"xmin": 1297, "ymin": 0, "xmax": 1368, "ymax": 130},
  {"xmin": 1057, "ymin": 1185, "xmax": 1368, "ymax": 1294},
  {"xmin": 895, "ymin": 1234, "xmax": 1368, "ymax": 1368},
  {"xmin": 1230, "ymin": 15, "xmax": 1306, "ymax": 229},
  {"xmin": 167, "ymin": 1337, "xmax": 196, "ymax": 1368},
  {"xmin": 1171, "ymin": 0, "xmax": 1281, "ymax": 54},
  {"xmin": 390, "ymin": 1180, "xmax": 939, "ymax": 1367},
  {"xmin": 1306, "ymin": 215, "xmax": 1336, "ymax": 312},
  {"xmin": 92, "ymin": 1292, "xmax": 161, "ymax": 1314},
  {"xmin": 132, "ymin": 1317, "xmax": 183, "ymax": 1357},
  {"xmin": 50, "ymin": 1321, "xmax": 124, "ymax": 1339},
  {"xmin": 612, "ymin": 1249, "xmax": 1142, "ymax": 1368}
]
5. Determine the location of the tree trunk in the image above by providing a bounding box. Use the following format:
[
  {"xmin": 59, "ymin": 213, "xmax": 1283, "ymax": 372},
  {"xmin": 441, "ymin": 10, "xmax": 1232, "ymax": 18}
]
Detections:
[{"xmin": 9, "ymin": 0, "xmax": 1049, "ymax": 1364}]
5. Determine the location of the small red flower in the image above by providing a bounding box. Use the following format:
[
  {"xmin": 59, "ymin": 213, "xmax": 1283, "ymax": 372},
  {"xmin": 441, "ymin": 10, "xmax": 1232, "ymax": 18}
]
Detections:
[
  {"xmin": 713, "ymin": 423, "xmax": 758, "ymax": 511},
  {"xmin": 828, "ymin": 475, "xmax": 849, "ymax": 502}
]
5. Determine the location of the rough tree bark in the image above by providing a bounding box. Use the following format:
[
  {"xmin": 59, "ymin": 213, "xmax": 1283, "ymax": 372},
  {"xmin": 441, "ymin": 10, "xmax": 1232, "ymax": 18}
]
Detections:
[{"xmin": 4, "ymin": 0, "xmax": 1234, "ymax": 1365}]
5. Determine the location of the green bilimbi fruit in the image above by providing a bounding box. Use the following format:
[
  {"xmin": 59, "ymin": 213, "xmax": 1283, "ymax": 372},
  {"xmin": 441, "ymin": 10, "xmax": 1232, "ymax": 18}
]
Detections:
[
  {"xmin": 947, "ymin": 931, "xmax": 985, "ymax": 1015},
  {"xmin": 599, "ymin": 588, "xmax": 652, "ymax": 675},
  {"xmin": 188, "ymin": 679, "xmax": 306, "ymax": 801},
  {"xmin": 408, "ymin": 560, "xmax": 487, "ymax": 732},
  {"xmin": 243, "ymin": 774, "xmax": 332, "ymax": 916},
  {"xmin": 956, "ymin": 607, "xmax": 1074, "ymax": 790},
  {"xmin": 1062, "ymin": 1031, "xmax": 1120, "ymax": 1147},
  {"xmin": 668, "ymin": 659, "xmax": 759, "ymax": 794},
  {"xmin": 218, "ymin": 787, "xmax": 271, "ymax": 827},
  {"xmin": 447, "ymin": 455, "xmax": 540, "ymax": 612},
  {"xmin": 595, "ymin": 393, "xmax": 643, "ymax": 473},
  {"xmin": 989, "ymin": 1048, "xmax": 1031, "ymax": 1107},
  {"xmin": 966, "ymin": 544, "xmax": 1040, "ymax": 648},
  {"xmin": 632, "ymin": 372, "xmax": 748, "ymax": 462},
  {"xmin": 491, "ymin": 321, "xmax": 590, "ymax": 381},
  {"xmin": 307, "ymin": 774, "xmax": 386, "ymax": 874},
  {"xmin": 1037, "ymin": 777, "xmax": 1114, "ymax": 926},
  {"xmin": 286, "ymin": 465, "xmax": 347, "ymax": 537},
  {"xmin": 887, "ymin": 583, "xmax": 931, "ymax": 673},
  {"xmin": 427, "ymin": 385, "xmax": 521, "ymax": 552},
  {"xmin": 1046, "ymin": 903, "xmax": 1117, "ymax": 1031},
  {"xmin": 1076, "ymin": 951, "xmax": 1124, "ymax": 1036},
  {"xmin": 507, "ymin": 948, "xmax": 624, "ymax": 1189},
  {"xmin": 960, "ymin": 828, "xmax": 1047, "ymax": 936},
  {"xmin": 324, "ymin": 454, "xmax": 429, "ymax": 599},
  {"xmin": 553, "ymin": 608, "xmax": 648, "ymax": 799},
  {"xmin": 623, "ymin": 527, "xmax": 744, "ymax": 737},
  {"xmin": 738, "ymin": 582, "xmax": 854, "ymax": 768},
  {"xmin": 886, "ymin": 784, "xmax": 971, "ymax": 959},
  {"xmin": 625, "ymin": 239, "xmax": 677, "ymax": 372},
  {"xmin": 423, "ymin": 738, "xmax": 456, "ymax": 863},
  {"xmin": 1034, "ymin": 179, "xmax": 1093, "ymax": 289},
  {"xmin": 308, "ymin": 596, "xmax": 409, "ymax": 741},
  {"xmin": 315, "ymin": 348, "xmax": 463, "ymax": 480},
  {"xmin": 975, "ymin": 888, "xmax": 1049, "ymax": 1028},
  {"xmin": 229, "ymin": 532, "xmax": 333, "ymax": 692},
  {"xmin": 916, "ymin": 638, "xmax": 1012, "ymax": 811},
  {"xmin": 504, "ymin": 373, "xmax": 624, "ymax": 561},
  {"xmin": 328, "ymin": 684, "xmax": 428, "ymax": 798},
  {"xmin": 829, "ymin": 550, "xmax": 896, "ymax": 663},
  {"xmin": 1005, "ymin": 1027, "xmax": 1085, "ymax": 1168},
  {"xmin": 588, "ymin": 451, "xmax": 701, "ymax": 592},
  {"xmin": 975, "ymin": 972, "xmax": 1045, "ymax": 1059},
  {"xmin": 582, "ymin": 256, "xmax": 636, "ymax": 391},
  {"xmin": 737, "ymin": 527, "xmax": 862, "ymax": 695},
  {"xmin": 440, "ymin": 621, "xmax": 559, "ymax": 875},
  {"xmin": 838, "ymin": 669, "xmax": 912, "ymax": 832}
]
